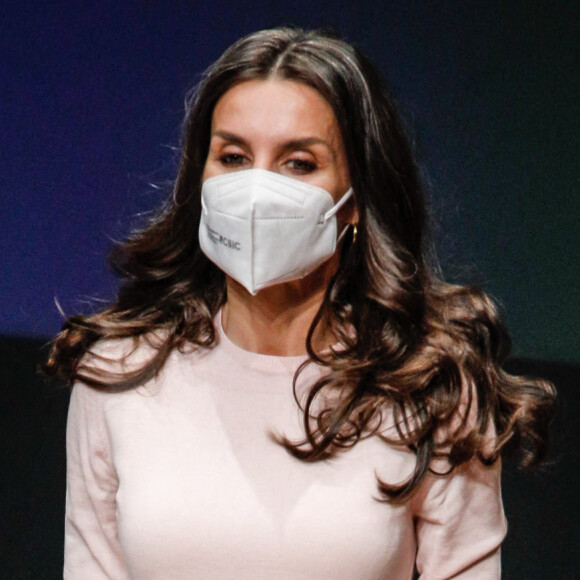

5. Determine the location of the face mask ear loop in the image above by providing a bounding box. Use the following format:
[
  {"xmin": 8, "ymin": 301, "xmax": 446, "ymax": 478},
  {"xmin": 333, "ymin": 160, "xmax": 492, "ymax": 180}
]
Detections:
[
  {"xmin": 323, "ymin": 187, "xmax": 354, "ymax": 221},
  {"xmin": 336, "ymin": 223, "xmax": 351, "ymax": 244}
]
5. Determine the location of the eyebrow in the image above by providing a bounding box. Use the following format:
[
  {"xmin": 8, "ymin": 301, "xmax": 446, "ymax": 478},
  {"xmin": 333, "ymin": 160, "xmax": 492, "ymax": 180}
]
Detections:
[{"xmin": 211, "ymin": 130, "xmax": 332, "ymax": 151}]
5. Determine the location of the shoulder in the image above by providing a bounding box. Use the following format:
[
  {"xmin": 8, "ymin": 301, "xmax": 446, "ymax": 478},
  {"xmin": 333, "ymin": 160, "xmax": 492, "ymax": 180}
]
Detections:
[
  {"xmin": 81, "ymin": 334, "xmax": 161, "ymax": 373},
  {"xmin": 71, "ymin": 334, "xmax": 212, "ymax": 407},
  {"xmin": 74, "ymin": 331, "xmax": 177, "ymax": 389}
]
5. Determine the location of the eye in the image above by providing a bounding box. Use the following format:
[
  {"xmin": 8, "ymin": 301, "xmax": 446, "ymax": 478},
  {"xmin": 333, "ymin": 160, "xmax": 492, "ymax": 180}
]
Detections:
[
  {"xmin": 218, "ymin": 153, "xmax": 247, "ymax": 167},
  {"xmin": 285, "ymin": 158, "xmax": 317, "ymax": 175}
]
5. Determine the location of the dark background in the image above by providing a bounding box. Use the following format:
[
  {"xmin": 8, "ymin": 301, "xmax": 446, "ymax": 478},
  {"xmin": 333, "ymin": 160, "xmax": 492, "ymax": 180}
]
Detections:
[
  {"xmin": 1, "ymin": 0, "xmax": 578, "ymax": 362},
  {"xmin": 1, "ymin": 0, "xmax": 578, "ymax": 578}
]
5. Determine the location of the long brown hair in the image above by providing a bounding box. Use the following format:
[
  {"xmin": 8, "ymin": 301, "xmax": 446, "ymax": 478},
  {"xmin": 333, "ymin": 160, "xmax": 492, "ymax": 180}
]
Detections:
[{"xmin": 44, "ymin": 27, "xmax": 556, "ymax": 502}]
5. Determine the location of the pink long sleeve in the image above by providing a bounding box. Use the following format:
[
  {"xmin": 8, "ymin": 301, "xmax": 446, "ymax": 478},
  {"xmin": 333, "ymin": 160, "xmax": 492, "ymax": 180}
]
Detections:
[
  {"xmin": 411, "ymin": 458, "xmax": 507, "ymax": 579},
  {"xmin": 64, "ymin": 383, "xmax": 130, "ymax": 579}
]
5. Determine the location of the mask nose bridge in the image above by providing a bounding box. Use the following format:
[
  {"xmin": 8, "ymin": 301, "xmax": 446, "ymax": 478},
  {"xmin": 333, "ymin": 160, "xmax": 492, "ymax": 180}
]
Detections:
[{"xmin": 251, "ymin": 169, "xmax": 309, "ymax": 206}]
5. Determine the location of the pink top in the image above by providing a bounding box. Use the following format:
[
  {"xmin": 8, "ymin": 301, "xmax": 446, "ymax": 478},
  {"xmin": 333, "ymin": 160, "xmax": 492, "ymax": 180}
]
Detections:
[{"xmin": 65, "ymin": 316, "xmax": 507, "ymax": 579}]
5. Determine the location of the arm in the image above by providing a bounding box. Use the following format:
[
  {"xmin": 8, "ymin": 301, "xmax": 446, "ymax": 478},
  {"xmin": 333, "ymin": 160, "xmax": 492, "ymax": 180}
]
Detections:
[
  {"xmin": 64, "ymin": 382, "xmax": 130, "ymax": 579},
  {"xmin": 411, "ymin": 458, "xmax": 507, "ymax": 579}
]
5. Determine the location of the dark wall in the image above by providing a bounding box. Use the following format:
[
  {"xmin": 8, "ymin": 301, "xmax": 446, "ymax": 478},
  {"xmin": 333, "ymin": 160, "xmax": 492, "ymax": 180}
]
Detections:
[{"xmin": 1, "ymin": 0, "xmax": 578, "ymax": 361}]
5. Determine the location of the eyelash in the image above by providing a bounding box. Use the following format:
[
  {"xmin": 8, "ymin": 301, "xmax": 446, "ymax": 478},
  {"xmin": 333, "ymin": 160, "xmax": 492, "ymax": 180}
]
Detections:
[
  {"xmin": 218, "ymin": 153, "xmax": 246, "ymax": 167},
  {"xmin": 286, "ymin": 159, "xmax": 317, "ymax": 174},
  {"xmin": 217, "ymin": 153, "xmax": 317, "ymax": 175}
]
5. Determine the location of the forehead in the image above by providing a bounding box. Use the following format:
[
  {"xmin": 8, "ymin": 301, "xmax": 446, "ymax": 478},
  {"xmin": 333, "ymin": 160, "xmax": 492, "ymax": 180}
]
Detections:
[{"xmin": 210, "ymin": 79, "xmax": 341, "ymax": 143}]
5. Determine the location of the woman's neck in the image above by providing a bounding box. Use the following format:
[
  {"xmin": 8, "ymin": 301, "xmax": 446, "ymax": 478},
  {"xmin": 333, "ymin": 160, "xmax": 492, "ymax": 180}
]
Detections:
[{"xmin": 222, "ymin": 263, "xmax": 337, "ymax": 356}]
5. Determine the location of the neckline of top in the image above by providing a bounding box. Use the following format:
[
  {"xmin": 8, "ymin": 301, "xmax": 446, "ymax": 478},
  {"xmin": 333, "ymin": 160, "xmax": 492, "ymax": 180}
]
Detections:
[{"xmin": 215, "ymin": 309, "xmax": 309, "ymax": 375}]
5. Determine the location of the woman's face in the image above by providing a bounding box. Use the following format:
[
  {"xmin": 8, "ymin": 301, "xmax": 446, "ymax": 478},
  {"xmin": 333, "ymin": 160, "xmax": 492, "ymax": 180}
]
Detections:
[{"xmin": 202, "ymin": 78, "xmax": 352, "ymax": 207}]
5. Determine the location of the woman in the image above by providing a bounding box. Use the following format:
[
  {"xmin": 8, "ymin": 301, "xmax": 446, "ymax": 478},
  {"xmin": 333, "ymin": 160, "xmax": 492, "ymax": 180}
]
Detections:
[{"xmin": 45, "ymin": 27, "xmax": 556, "ymax": 579}]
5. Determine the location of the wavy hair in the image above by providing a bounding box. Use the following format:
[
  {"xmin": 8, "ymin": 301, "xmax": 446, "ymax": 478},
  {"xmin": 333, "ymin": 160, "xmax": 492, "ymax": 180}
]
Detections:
[{"xmin": 44, "ymin": 27, "xmax": 556, "ymax": 502}]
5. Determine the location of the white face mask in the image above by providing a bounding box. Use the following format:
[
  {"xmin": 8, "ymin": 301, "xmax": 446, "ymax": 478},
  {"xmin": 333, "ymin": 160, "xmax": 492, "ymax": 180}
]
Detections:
[{"xmin": 199, "ymin": 168, "xmax": 353, "ymax": 295}]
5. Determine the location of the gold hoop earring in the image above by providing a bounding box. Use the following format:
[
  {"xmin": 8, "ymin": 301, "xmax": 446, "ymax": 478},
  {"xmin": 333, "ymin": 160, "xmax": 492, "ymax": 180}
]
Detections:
[{"xmin": 352, "ymin": 223, "xmax": 358, "ymax": 243}]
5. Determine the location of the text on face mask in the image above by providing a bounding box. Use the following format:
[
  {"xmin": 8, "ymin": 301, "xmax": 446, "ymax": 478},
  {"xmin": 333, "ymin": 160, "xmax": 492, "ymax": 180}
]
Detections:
[{"xmin": 207, "ymin": 226, "xmax": 241, "ymax": 250}]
